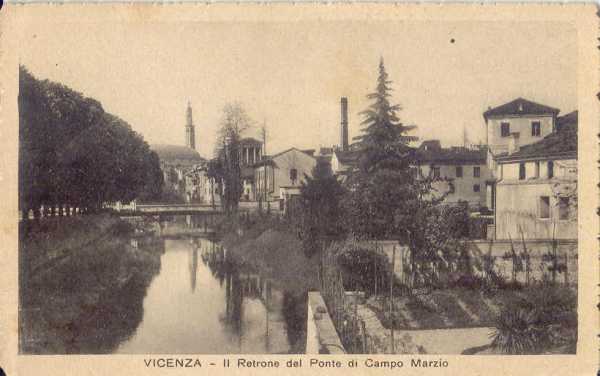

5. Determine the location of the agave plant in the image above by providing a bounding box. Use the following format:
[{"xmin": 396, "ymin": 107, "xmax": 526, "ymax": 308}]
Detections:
[{"xmin": 490, "ymin": 308, "xmax": 546, "ymax": 354}]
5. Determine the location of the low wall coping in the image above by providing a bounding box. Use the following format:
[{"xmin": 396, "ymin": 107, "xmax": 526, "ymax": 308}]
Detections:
[{"xmin": 307, "ymin": 291, "xmax": 346, "ymax": 354}]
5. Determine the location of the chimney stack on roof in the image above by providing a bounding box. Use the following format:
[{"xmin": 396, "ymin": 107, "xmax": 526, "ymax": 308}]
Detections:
[
  {"xmin": 507, "ymin": 132, "xmax": 520, "ymax": 155},
  {"xmin": 340, "ymin": 97, "xmax": 349, "ymax": 152}
]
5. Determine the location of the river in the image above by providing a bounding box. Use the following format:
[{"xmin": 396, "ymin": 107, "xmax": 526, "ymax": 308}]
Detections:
[{"xmin": 19, "ymin": 214, "xmax": 306, "ymax": 354}]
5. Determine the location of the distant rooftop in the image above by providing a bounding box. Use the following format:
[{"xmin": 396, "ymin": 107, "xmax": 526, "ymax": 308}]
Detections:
[
  {"xmin": 416, "ymin": 142, "xmax": 487, "ymax": 164},
  {"xmin": 317, "ymin": 147, "xmax": 334, "ymax": 156},
  {"xmin": 334, "ymin": 149, "xmax": 360, "ymax": 165},
  {"xmin": 483, "ymin": 98, "xmax": 560, "ymax": 120},
  {"xmin": 151, "ymin": 144, "xmax": 205, "ymax": 163},
  {"xmin": 239, "ymin": 137, "xmax": 262, "ymax": 146},
  {"xmin": 252, "ymin": 147, "xmax": 316, "ymax": 168}
]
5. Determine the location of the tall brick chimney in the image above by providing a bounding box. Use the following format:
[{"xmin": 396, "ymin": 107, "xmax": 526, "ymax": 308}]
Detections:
[{"xmin": 340, "ymin": 97, "xmax": 349, "ymax": 151}]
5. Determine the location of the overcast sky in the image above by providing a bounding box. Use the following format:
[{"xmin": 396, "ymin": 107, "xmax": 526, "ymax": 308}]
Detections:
[{"xmin": 20, "ymin": 19, "xmax": 577, "ymax": 158}]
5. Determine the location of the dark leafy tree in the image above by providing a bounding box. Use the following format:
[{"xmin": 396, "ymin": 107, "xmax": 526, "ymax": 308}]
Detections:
[
  {"xmin": 297, "ymin": 158, "xmax": 346, "ymax": 257},
  {"xmin": 213, "ymin": 103, "xmax": 252, "ymax": 214},
  {"xmin": 206, "ymin": 158, "xmax": 224, "ymax": 208},
  {"xmin": 18, "ymin": 66, "xmax": 163, "ymax": 216}
]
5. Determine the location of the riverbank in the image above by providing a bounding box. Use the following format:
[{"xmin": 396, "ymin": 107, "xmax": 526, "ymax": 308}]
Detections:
[
  {"xmin": 219, "ymin": 215, "xmax": 320, "ymax": 294},
  {"xmin": 216, "ymin": 214, "xmax": 321, "ymax": 353},
  {"xmin": 19, "ymin": 214, "xmax": 162, "ymax": 354}
]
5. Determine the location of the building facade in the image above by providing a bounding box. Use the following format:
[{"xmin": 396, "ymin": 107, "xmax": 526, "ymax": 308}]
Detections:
[
  {"xmin": 483, "ymin": 98, "xmax": 559, "ymax": 157},
  {"xmin": 482, "ymin": 98, "xmax": 562, "ymax": 216},
  {"xmin": 415, "ymin": 140, "xmax": 491, "ymax": 209},
  {"xmin": 254, "ymin": 148, "xmax": 317, "ymax": 206},
  {"xmin": 239, "ymin": 137, "xmax": 263, "ymax": 201},
  {"xmin": 492, "ymin": 111, "xmax": 577, "ymax": 240}
]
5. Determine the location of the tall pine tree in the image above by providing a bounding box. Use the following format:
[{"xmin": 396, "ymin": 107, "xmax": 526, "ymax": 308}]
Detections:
[
  {"xmin": 346, "ymin": 58, "xmax": 460, "ymax": 287},
  {"xmin": 354, "ymin": 58, "xmax": 417, "ymax": 174},
  {"xmin": 345, "ymin": 58, "xmax": 419, "ymax": 240}
]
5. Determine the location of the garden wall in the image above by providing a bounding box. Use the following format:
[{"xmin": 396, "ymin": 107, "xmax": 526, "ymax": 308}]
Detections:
[{"xmin": 374, "ymin": 239, "xmax": 577, "ymax": 286}]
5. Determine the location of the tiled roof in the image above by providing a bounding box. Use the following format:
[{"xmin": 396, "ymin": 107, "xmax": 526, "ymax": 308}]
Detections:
[
  {"xmin": 334, "ymin": 149, "xmax": 360, "ymax": 165},
  {"xmin": 416, "ymin": 146, "xmax": 487, "ymax": 164},
  {"xmin": 251, "ymin": 147, "xmax": 315, "ymax": 168},
  {"xmin": 496, "ymin": 112, "xmax": 577, "ymax": 162},
  {"xmin": 483, "ymin": 98, "xmax": 560, "ymax": 120},
  {"xmin": 556, "ymin": 110, "xmax": 578, "ymax": 132},
  {"xmin": 239, "ymin": 137, "xmax": 262, "ymax": 146},
  {"xmin": 318, "ymin": 147, "xmax": 334, "ymax": 156},
  {"xmin": 151, "ymin": 144, "xmax": 205, "ymax": 163}
]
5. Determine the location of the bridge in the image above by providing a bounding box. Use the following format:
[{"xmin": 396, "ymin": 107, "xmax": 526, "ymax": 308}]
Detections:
[{"xmin": 114, "ymin": 203, "xmax": 235, "ymax": 216}]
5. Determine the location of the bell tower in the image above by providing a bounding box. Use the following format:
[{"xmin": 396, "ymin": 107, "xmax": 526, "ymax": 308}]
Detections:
[{"xmin": 185, "ymin": 101, "xmax": 196, "ymax": 150}]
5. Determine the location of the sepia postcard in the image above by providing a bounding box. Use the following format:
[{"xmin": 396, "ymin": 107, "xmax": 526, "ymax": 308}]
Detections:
[{"xmin": 0, "ymin": 2, "xmax": 598, "ymax": 375}]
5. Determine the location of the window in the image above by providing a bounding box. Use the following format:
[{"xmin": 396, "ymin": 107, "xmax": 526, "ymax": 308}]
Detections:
[
  {"xmin": 539, "ymin": 196, "xmax": 550, "ymax": 219},
  {"xmin": 473, "ymin": 184, "xmax": 480, "ymax": 192},
  {"xmin": 501, "ymin": 122, "xmax": 510, "ymax": 137},
  {"xmin": 519, "ymin": 163, "xmax": 526, "ymax": 180},
  {"xmin": 456, "ymin": 166, "xmax": 463, "ymax": 178},
  {"xmin": 531, "ymin": 121, "xmax": 541, "ymax": 137},
  {"xmin": 548, "ymin": 161, "xmax": 554, "ymax": 179},
  {"xmin": 448, "ymin": 182, "xmax": 455, "ymax": 194},
  {"xmin": 433, "ymin": 167, "xmax": 440, "ymax": 179},
  {"xmin": 290, "ymin": 168, "xmax": 298, "ymax": 184},
  {"xmin": 473, "ymin": 166, "xmax": 481, "ymax": 178},
  {"xmin": 559, "ymin": 197, "xmax": 570, "ymax": 220},
  {"xmin": 533, "ymin": 161, "xmax": 540, "ymax": 179}
]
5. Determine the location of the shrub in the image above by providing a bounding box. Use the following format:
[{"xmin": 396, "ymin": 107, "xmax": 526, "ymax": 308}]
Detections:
[
  {"xmin": 490, "ymin": 284, "xmax": 577, "ymax": 354},
  {"xmin": 329, "ymin": 240, "xmax": 393, "ymax": 295},
  {"xmin": 491, "ymin": 308, "xmax": 545, "ymax": 354}
]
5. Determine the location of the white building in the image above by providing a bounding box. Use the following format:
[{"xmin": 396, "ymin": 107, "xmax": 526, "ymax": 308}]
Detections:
[{"xmin": 491, "ymin": 109, "xmax": 577, "ymax": 240}]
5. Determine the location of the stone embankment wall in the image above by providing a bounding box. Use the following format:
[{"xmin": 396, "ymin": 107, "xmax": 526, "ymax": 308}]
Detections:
[{"xmin": 306, "ymin": 292, "xmax": 345, "ymax": 354}]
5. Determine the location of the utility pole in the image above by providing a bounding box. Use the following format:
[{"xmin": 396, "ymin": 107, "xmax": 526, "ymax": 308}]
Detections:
[
  {"xmin": 519, "ymin": 226, "xmax": 530, "ymax": 286},
  {"xmin": 354, "ymin": 280, "xmax": 358, "ymax": 352},
  {"xmin": 261, "ymin": 123, "xmax": 269, "ymax": 212},
  {"xmin": 551, "ymin": 221, "xmax": 557, "ymax": 284},
  {"xmin": 389, "ymin": 245, "xmax": 395, "ymax": 353}
]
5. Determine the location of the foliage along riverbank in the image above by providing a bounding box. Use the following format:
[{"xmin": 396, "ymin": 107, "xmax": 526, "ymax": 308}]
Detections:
[
  {"xmin": 19, "ymin": 214, "xmax": 163, "ymax": 354},
  {"xmin": 215, "ymin": 213, "xmax": 321, "ymax": 353},
  {"xmin": 218, "ymin": 214, "xmax": 320, "ymax": 294}
]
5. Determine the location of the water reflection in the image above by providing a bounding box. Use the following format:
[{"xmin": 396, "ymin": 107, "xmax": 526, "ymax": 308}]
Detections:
[
  {"xmin": 20, "ymin": 215, "xmax": 306, "ymax": 354},
  {"xmin": 117, "ymin": 217, "xmax": 299, "ymax": 354},
  {"xmin": 19, "ymin": 232, "xmax": 164, "ymax": 354}
]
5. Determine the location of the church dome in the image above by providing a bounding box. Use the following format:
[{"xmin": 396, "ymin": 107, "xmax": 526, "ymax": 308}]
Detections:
[{"xmin": 151, "ymin": 144, "xmax": 205, "ymax": 165}]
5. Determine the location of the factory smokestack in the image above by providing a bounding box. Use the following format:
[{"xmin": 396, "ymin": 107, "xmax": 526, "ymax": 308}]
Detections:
[{"xmin": 340, "ymin": 97, "xmax": 349, "ymax": 151}]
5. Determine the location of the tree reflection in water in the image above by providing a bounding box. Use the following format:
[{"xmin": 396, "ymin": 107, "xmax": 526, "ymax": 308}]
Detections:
[
  {"xmin": 21, "ymin": 213, "xmax": 309, "ymax": 354},
  {"xmin": 19, "ymin": 235, "xmax": 163, "ymax": 354},
  {"xmin": 201, "ymin": 244, "xmax": 307, "ymax": 353}
]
